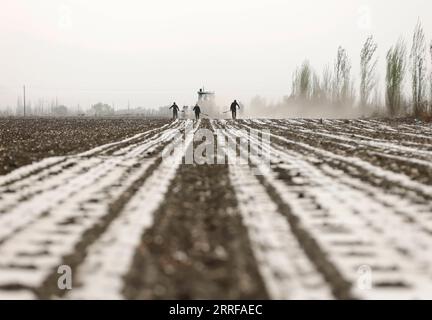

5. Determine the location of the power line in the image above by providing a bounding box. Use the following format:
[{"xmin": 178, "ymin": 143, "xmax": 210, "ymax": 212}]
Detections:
[{"xmin": 23, "ymin": 85, "xmax": 26, "ymax": 117}]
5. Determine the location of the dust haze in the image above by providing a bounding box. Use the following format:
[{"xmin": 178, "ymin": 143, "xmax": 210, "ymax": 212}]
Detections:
[{"xmin": 1, "ymin": 0, "xmax": 432, "ymax": 118}]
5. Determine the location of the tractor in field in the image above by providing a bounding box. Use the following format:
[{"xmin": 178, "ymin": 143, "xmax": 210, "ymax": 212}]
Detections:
[{"xmin": 196, "ymin": 87, "xmax": 220, "ymax": 118}]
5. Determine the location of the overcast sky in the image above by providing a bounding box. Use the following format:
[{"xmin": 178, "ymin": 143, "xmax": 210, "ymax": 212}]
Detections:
[{"xmin": 1, "ymin": 0, "xmax": 431, "ymax": 110}]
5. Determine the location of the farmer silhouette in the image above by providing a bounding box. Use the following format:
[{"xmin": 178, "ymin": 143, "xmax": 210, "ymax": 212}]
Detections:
[
  {"xmin": 192, "ymin": 104, "xmax": 201, "ymax": 120},
  {"xmin": 169, "ymin": 102, "xmax": 180, "ymax": 120},
  {"xmin": 230, "ymin": 99, "xmax": 240, "ymax": 120}
]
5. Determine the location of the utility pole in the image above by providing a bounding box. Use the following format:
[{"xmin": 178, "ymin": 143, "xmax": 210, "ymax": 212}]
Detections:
[{"xmin": 23, "ymin": 85, "xmax": 26, "ymax": 117}]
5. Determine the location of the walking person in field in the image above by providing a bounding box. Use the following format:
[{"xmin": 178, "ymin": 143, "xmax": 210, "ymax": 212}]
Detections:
[
  {"xmin": 192, "ymin": 104, "xmax": 201, "ymax": 120},
  {"xmin": 230, "ymin": 99, "xmax": 240, "ymax": 120},
  {"xmin": 169, "ymin": 102, "xmax": 180, "ymax": 120}
]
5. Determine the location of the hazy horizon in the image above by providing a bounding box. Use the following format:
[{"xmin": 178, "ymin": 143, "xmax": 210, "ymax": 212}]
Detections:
[{"xmin": 1, "ymin": 0, "xmax": 432, "ymax": 111}]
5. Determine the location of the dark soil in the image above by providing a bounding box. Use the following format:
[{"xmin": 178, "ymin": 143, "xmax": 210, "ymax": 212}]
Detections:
[
  {"xmin": 0, "ymin": 117, "xmax": 169, "ymax": 175},
  {"xmin": 123, "ymin": 121, "xmax": 268, "ymax": 299},
  {"xmin": 123, "ymin": 164, "xmax": 268, "ymax": 299}
]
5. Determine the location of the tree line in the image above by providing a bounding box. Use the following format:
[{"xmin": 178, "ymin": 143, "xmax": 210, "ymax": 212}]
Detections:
[
  {"xmin": 2, "ymin": 101, "xmax": 171, "ymax": 118},
  {"xmin": 289, "ymin": 20, "xmax": 432, "ymax": 118}
]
